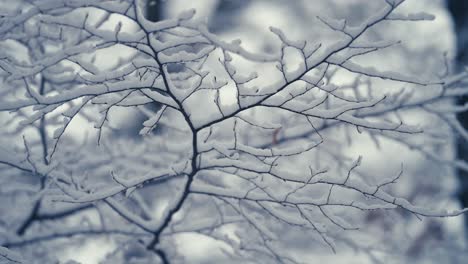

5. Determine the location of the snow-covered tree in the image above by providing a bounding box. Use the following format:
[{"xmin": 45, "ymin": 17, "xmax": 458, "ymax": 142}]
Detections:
[{"xmin": 1, "ymin": 0, "xmax": 467, "ymax": 263}]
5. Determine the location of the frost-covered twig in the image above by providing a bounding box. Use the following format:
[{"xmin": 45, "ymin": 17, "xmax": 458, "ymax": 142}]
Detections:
[{"xmin": 0, "ymin": 0, "xmax": 467, "ymax": 263}]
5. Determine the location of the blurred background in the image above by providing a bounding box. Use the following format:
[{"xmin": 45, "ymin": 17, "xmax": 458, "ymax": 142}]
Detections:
[{"xmin": 2, "ymin": 0, "xmax": 468, "ymax": 263}]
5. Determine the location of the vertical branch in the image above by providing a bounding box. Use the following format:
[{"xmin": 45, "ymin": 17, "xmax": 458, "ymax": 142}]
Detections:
[
  {"xmin": 16, "ymin": 76, "xmax": 49, "ymax": 236},
  {"xmin": 38, "ymin": 76, "xmax": 49, "ymax": 167},
  {"xmin": 16, "ymin": 76, "xmax": 48, "ymax": 236},
  {"xmin": 146, "ymin": 123, "xmax": 199, "ymax": 264},
  {"xmin": 142, "ymin": 14, "xmax": 201, "ymax": 259}
]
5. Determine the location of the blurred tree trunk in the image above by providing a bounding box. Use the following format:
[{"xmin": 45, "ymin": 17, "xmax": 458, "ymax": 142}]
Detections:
[
  {"xmin": 447, "ymin": 0, "xmax": 468, "ymax": 236},
  {"xmin": 146, "ymin": 0, "xmax": 164, "ymax": 22}
]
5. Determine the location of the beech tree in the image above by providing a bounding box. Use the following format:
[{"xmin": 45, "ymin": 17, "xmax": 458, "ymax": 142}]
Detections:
[{"xmin": 1, "ymin": 0, "xmax": 467, "ymax": 263}]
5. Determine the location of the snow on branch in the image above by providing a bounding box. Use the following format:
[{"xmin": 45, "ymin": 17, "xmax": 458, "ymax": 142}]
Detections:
[
  {"xmin": 0, "ymin": 246, "xmax": 23, "ymax": 263},
  {"xmin": 1, "ymin": 0, "xmax": 467, "ymax": 263}
]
